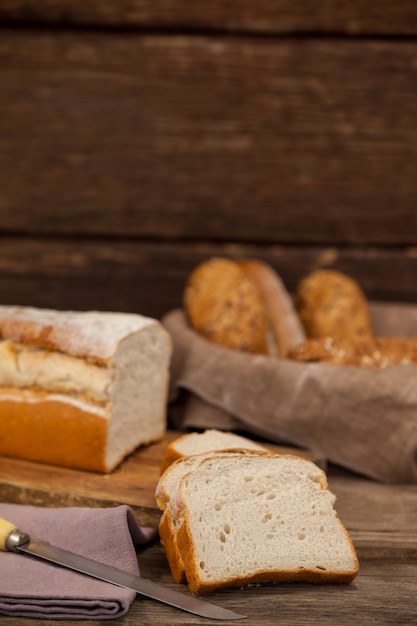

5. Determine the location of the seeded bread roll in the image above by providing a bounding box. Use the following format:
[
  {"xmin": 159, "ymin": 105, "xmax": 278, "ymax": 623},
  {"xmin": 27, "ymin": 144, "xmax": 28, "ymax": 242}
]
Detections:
[
  {"xmin": 289, "ymin": 336, "xmax": 417, "ymax": 368},
  {"xmin": 164, "ymin": 454, "xmax": 359, "ymax": 594},
  {"xmin": 288, "ymin": 337, "xmax": 360, "ymax": 365},
  {"xmin": 184, "ymin": 258, "xmax": 268, "ymax": 354},
  {"xmin": 0, "ymin": 305, "xmax": 171, "ymax": 472},
  {"xmin": 295, "ymin": 270, "xmax": 374, "ymax": 346}
]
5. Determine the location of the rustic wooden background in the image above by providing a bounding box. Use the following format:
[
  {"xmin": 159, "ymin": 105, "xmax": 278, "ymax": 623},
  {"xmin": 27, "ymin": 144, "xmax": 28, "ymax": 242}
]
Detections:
[{"xmin": 1, "ymin": 1, "xmax": 416, "ymax": 319}]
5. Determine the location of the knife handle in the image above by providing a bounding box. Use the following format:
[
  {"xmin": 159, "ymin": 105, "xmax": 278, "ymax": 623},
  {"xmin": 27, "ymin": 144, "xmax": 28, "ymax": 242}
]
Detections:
[{"xmin": 0, "ymin": 517, "xmax": 30, "ymax": 552}]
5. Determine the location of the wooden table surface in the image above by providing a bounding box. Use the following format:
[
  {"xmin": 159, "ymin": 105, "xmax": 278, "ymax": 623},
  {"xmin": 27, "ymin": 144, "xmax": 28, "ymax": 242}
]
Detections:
[{"xmin": 1, "ymin": 435, "xmax": 416, "ymax": 625}]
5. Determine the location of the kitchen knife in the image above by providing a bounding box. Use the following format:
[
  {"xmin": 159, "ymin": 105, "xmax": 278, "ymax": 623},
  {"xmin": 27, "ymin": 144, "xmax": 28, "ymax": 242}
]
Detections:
[{"xmin": 0, "ymin": 517, "xmax": 246, "ymax": 620}]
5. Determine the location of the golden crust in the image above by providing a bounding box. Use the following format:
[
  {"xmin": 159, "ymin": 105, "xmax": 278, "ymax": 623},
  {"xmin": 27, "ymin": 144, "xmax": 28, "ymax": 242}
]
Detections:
[
  {"xmin": 239, "ymin": 259, "xmax": 306, "ymax": 357},
  {"xmin": 289, "ymin": 336, "xmax": 417, "ymax": 367},
  {"xmin": 0, "ymin": 305, "xmax": 157, "ymax": 365},
  {"xmin": 158, "ymin": 509, "xmax": 187, "ymax": 584},
  {"xmin": 184, "ymin": 258, "xmax": 268, "ymax": 354},
  {"xmin": 159, "ymin": 431, "xmax": 197, "ymax": 475},
  {"xmin": 0, "ymin": 388, "xmax": 109, "ymax": 472},
  {"xmin": 295, "ymin": 270, "xmax": 374, "ymax": 346},
  {"xmin": 160, "ymin": 444, "xmax": 186, "ymax": 475}
]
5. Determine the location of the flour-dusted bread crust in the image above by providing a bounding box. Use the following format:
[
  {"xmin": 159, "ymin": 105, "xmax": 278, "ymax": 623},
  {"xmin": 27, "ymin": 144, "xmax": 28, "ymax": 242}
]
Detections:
[
  {"xmin": 160, "ymin": 429, "xmax": 268, "ymax": 474},
  {"xmin": 168, "ymin": 454, "xmax": 359, "ymax": 594},
  {"xmin": 0, "ymin": 305, "xmax": 159, "ymax": 363},
  {"xmin": 0, "ymin": 306, "xmax": 172, "ymax": 472}
]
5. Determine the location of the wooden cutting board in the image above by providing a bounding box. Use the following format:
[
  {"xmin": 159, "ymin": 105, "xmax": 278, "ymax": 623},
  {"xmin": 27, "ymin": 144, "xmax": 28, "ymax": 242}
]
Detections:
[{"xmin": 0, "ymin": 431, "xmax": 320, "ymax": 528}]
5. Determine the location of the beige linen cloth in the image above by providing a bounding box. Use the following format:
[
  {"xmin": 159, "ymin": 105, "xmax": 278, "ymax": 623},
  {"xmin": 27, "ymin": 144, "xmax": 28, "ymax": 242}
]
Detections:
[{"xmin": 163, "ymin": 303, "xmax": 417, "ymax": 484}]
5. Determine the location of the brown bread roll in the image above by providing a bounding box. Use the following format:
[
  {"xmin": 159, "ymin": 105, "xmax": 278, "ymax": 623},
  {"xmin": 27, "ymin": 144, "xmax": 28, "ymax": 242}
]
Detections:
[
  {"xmin": 184, "ymin": 258, "xmax": 268, "ymax": 354},
  {"xmin": 289, "ymin": 336, "xmax": 417, "ymax": 368},
  {"xmin": 295, "ymin": 269, "xmax": 375, "ymax": 346}
]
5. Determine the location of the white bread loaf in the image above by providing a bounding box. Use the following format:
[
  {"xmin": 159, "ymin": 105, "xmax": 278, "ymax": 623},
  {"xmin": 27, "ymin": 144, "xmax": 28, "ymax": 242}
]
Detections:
[
  {"xmin": 0, "ymin": 305, "xmax": 171, "ymax": 472},
  {"xmin": 163, "ymin": 453, "xmax": 359, "ymax": 594},
  {"xmin": 160, "ymin": 429, "xmax": 268, "ymax": 474}
]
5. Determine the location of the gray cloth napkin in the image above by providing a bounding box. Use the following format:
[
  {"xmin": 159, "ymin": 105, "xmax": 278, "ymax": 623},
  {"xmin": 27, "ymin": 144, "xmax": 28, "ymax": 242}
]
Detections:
[
  {"xmin": 0, "ymin": 503, "xmax": 157, "ymax": 619},
  {"xmin": 163, "ymin": 308, "xmax": 417, "ymax": 484}
]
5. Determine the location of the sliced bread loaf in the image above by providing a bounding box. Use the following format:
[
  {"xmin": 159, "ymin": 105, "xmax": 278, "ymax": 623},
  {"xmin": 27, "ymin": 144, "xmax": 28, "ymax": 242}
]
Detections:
[{"xmin": 168, "ymin": 453, "xmax": 359, "ymax": 594}]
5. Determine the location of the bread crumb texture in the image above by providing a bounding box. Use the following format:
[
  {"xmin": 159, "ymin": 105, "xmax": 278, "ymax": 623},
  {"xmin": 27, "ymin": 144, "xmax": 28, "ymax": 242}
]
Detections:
[{"xmin": 169, "ymin": 454, "xmax": 359, "ymax": 593}]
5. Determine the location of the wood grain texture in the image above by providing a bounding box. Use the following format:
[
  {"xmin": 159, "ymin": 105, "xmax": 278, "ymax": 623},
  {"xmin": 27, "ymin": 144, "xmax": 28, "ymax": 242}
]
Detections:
[
  {"xmin": 0, "ymin": 553, "xmax": 414, "ymax": 626},
  {"xmin": 0, "ymin": 239, "xmax": 416, "ymax": 319},
  {"xmin": 0, "ymin": 431, "xmax": 179, "ymax": 528},
  {"xmin": 0, "ymin": 461, "xmax": 416, "ymax": 625},
  {"xmin": 1, "ymin": 31, "xmax": 417, "ymax": 245},
  {"xmin": 1, "ymin": 0, "xmax": 417, "ymax": 36}
]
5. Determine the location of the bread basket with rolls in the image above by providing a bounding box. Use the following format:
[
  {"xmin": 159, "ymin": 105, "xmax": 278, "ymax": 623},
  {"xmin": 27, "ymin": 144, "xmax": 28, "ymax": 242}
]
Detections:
[{"xmin": 163, "ymin": 257, "xmax": 417, "ymax": 483}]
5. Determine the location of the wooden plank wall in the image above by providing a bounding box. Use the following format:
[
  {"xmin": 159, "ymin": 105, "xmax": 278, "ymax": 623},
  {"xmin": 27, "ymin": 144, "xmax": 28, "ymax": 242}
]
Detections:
[{"xmin": 0, "ymin": 1, "xmax": 416, "ymax": 319}]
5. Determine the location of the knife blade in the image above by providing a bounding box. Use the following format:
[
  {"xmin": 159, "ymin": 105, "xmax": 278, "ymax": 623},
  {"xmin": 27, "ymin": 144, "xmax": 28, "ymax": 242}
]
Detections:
[{"xmin": 0, "ymin": 517, "xmax": 246, "ymax": 621}]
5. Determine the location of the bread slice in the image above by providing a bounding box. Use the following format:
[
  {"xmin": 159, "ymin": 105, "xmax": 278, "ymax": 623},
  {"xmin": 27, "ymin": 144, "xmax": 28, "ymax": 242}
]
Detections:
[
  {"xmin": 0, "ymin": 305, "xmax": 171, "ymax": 472},
  {"xmin": 157, "ymin": 454, "xmax": 216, "ymax": 584},
  {"xmin": 169, "ymin": 454, "xmax": 359, "ymax": 594},
  {"xmin": 157, "ymin": 449, "xmax": 270, "ymax": 583},
  {"xmin": 160, "ymin": 429, "xmax": 267, "ymax": 474},
  {"xmin": 157, "ymin": 454, "xmax": 214, "ymax": 511}
]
